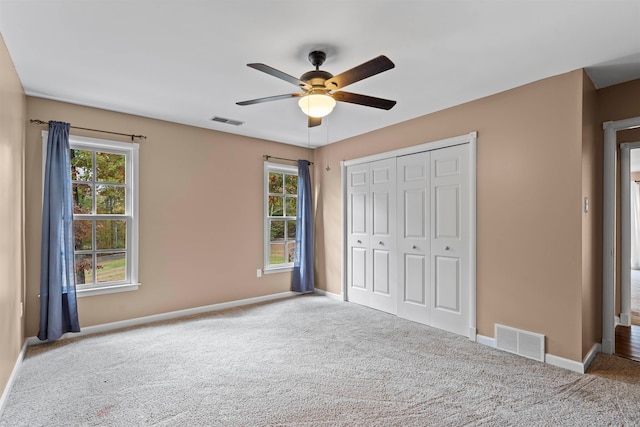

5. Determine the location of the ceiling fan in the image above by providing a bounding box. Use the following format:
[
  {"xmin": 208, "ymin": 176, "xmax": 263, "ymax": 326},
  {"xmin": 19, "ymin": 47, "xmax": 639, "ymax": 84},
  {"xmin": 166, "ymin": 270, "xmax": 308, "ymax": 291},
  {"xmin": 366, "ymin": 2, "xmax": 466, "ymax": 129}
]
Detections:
[{"xmin": 236, "ymin": 51, "xmax": 396, "ymax": 127}]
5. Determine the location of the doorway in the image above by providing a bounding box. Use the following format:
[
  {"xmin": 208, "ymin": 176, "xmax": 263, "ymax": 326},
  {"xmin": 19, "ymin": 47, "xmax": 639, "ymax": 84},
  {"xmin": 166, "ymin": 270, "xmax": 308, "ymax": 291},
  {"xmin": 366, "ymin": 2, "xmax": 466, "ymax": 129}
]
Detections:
[
  {"xmin": 616, "ymin": 143, "xmax": 640, "ymax": 361},
  {"xmin": 603, "ymin": 118, "xmax": 640, "ymax": 355}
]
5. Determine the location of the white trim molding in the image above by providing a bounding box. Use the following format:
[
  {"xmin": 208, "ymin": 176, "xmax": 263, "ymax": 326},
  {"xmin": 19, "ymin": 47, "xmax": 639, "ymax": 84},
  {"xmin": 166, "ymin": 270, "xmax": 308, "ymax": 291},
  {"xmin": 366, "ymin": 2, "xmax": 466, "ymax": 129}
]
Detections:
[
  {"xmin": 342, "ymin": 132, "xmax": 475, "ymax": 167},
  {"xmin": 314, "ymin": 288, "xmax": 344, "ymax": 301},
  {"xmin": 618, "ymin": 141, "xmax": 640, "ymax": 328},
  {"xmin": 468, "ymin": 132, "xmax": 478, "ymax": 342},
  {"xmin": 619, "ymin": 313, "xmax": 631, "ymax": 327},
  {"xmin": 544, "ymin": 353, "xmax": 585, "ymax": 374},
  {"xmin": 582, "ymin": 343, "xmax": 601, "ymax": 373},
  {"xmin": 28, "ymin": 291, "xmax": 298, "ymax": 345},
  {"xmin": 603, "ymin": 117, "xmax": 640, "ymax": 355},
  {"xmin": 0, "ymin": 341, "xmax": 27, "ymax": 419},
  {"xmin": 340, "ymin": 160, "xmax": 348, "ymax": 301},
  {"xmin": 77, "ymin": 282, "xmax": 139, "ymax": 298},
  {"xmin": 263, "ymin": 162, "xmax": 298, "ymax": 273},
  {"xmin": 545, "ymin": 344, "xmax": 600, "ymax": 374},
  {"xmin": 476, "ymin": 334, "xmax": 496, "ymax": 348}
]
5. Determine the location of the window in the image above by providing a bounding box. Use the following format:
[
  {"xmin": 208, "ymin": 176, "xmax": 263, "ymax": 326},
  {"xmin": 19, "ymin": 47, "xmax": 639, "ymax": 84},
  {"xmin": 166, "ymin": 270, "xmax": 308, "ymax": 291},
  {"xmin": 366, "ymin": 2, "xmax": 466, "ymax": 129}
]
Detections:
[
  {"xmin": 264, "ymin": 162, "xmax": 297, "ymax": 272},
  {"xmin": 42, "ymin": 132, "xmax": 139, "ymax": 297}
]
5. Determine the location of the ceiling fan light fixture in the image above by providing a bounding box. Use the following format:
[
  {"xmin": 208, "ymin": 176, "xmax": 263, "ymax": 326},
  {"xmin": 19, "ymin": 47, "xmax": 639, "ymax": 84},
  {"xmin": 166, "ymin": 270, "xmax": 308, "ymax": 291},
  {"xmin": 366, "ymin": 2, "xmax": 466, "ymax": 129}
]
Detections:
[{"xmin": 298, "ymin": 94, "xmax": 336, "ymax": 118}]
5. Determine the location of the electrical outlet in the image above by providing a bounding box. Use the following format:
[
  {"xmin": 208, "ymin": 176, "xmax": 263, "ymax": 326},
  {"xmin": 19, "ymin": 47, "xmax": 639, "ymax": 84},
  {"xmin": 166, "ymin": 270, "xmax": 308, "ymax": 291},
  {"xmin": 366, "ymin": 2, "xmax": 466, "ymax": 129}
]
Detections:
[
  {"xmin": 256, "ymin": 268, "xmax": 262, "ymax": 278},
  {"xmin": 20, "ymin": 301, "xmax": 23, "ymax": 318}
]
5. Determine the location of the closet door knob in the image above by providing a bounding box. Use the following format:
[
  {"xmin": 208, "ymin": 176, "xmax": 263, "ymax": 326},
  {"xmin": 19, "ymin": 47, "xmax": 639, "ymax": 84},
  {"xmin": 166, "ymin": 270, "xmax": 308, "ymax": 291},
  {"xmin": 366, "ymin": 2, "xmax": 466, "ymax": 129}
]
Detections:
[
  {"xmin": 445, "ymin": 246, "xmax": 450, "ymax": 251},
  {"xmin": 412, "ymin": 245, "xmax": 417, "ymax": 250},
  {"xmin": 379, "ymin": 241, "xmax": 384, "ymax": 246},
  {"xmin": 357, "ymin": 240, "xmax": 362, "ymax": 244}
]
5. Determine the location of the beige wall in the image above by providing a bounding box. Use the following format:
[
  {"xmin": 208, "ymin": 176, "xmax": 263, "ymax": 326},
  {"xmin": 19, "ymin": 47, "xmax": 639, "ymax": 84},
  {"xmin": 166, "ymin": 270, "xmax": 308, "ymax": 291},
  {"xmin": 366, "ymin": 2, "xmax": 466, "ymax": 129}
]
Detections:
[
  {"xmin": 580, "ymin": 71, "xmax": 602, "ymax": 357},
  {"xmin": 315, "ymin": 70, "xmax": 587, "ymax": 361},
  {"xmin": 24, "ymin": 98, "xmax": 312, "ymax": 337},
  {"xmin": 598, "ymin": 78, "xmax": 640, "ymax": 122},
  {"xmin": 0, "ymin": 33, "xmax": 26, "ymax": 401}
]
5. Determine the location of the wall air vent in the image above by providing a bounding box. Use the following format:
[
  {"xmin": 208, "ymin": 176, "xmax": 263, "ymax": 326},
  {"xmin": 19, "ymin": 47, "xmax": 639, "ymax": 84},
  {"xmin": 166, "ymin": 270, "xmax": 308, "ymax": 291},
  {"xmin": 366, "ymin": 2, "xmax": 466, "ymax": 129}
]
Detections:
[
  {"xmin": 495, "ymin": 324, "xmax": 545, "ymax": 362},
  {"xmin": 210, "ymin": 116, "xmax": 244, "ymax": 126}
]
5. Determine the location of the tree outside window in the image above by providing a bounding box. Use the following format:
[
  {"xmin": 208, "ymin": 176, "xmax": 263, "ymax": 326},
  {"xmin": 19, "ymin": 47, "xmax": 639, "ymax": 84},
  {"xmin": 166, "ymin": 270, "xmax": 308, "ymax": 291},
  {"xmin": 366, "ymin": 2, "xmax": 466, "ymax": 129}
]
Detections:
[
  {"xmin": 71, "ymin": 148, "xmax": 128, "ymax": 285},
  {"xmin": 265, "ymin": 165, "xmax": 297, "ymax": 270}
]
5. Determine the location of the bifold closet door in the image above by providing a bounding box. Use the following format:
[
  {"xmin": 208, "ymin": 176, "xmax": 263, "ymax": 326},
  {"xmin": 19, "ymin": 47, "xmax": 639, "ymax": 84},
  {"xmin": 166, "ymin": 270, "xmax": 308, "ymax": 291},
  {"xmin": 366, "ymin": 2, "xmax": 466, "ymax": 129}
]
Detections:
[
  {"xmin": 397, "ymin": 152, "xmax": 431, "ymax": 324},
  {"xmin": 346, "ymin": 158, "xmax": 396, "ymax": 314},
  {"xmin": 396, "ymin": 144, "xmax": 470, "ymax": 336},
  {"xmin": 369, "ymin": 158, "xmax": 396, "ymax": 314},
  {"xmin": 347, "ymin": 143, "xmax": 470, "ymax": 336},
  {"xmin": 430, "ymin": 144, "xmax": 470, "ymax": 337},
  {"xmin": 346, "ymin": 163, "xmax": 371, "ymax": 308}
]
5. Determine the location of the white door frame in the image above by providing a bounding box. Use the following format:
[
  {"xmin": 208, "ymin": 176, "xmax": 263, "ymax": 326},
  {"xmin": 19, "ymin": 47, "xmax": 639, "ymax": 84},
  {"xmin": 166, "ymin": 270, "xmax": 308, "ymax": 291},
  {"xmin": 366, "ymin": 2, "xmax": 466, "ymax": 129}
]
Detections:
[
  {"xmin": 340, "ymin": 131, "xmax": 477, "ymax": 340},
  {"xmin": 619, "ymin": 141, "xmax": 640, "ymax": 328},
  {"xmin": 603, "ymin": 117, "xmax": 640, "ymax": 354}
]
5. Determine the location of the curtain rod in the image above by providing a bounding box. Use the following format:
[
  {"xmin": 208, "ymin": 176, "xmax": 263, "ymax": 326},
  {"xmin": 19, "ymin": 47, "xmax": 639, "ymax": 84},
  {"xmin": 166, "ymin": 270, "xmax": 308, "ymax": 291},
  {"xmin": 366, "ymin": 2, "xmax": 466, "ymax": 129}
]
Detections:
[
  {"xmin": 30, "ymin": 119, "xmax": 147, "ymax": 142},
  {"xmin": 264, "ymin": 155, "xmax": 313, "ymax": 165}
]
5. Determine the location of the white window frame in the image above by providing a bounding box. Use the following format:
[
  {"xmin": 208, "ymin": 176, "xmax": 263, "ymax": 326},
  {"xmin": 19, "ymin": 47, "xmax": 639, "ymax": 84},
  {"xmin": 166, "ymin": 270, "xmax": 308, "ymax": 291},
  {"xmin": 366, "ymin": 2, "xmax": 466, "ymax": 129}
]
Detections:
[
  {"xmin": 263, "ymin": 162, "xmax": 298, "ymax": 274},
  {"xmin": 42, "ymin": 131, "xmax": 139, "ymax": 297}
]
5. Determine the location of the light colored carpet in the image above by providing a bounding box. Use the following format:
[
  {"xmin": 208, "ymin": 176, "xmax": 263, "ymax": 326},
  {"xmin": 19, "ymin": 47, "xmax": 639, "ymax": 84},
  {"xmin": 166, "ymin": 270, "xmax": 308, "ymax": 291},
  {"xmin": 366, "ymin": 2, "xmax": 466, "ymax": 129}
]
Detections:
[{"xmin": 2, "ymin": 295, "xmax": 640, "ymax": 426}]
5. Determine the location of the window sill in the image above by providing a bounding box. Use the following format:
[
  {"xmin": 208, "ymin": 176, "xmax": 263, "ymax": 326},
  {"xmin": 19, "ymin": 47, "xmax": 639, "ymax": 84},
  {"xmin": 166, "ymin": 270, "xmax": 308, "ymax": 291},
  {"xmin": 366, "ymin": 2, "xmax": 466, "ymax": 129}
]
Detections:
[
  {"xmin": 76, "ymin": 283, "xmax": 140, "ymax": 298},
  {"xmin": 263, "ymin": 266, "xmax": 293, "ymax": 275}
]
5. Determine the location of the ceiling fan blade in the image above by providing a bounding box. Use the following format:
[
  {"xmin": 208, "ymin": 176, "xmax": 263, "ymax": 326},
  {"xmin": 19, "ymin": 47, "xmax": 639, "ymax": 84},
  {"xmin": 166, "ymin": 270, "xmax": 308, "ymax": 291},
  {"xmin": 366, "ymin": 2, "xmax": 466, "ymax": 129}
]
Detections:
[
  {"xmin": 236, "ymin": 93, "xmax": 302, "ymax": 106},
  {"xmin": 332, "ymin": 91, "xmax": 396, "ymax": 110},
  {"xmin": 247, "ymin": 63, "xmax": 311, "ymax": 90},
  {"xmin": 308, "ymin": 116, "xmax": 322, "ymax": 127},
  {"xmin": 324, "ymin": 55, "xmax": 395, "ymax": 90}
]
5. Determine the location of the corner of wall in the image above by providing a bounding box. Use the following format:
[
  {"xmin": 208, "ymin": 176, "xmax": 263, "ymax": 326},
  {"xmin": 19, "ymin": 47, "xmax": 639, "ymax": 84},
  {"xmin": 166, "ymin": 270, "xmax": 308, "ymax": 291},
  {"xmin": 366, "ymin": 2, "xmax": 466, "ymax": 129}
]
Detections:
[
  {"xmin": 0, "ymin": 31, "xmax": 28, "ymax": 412},
  {"xmin": 580, "ymin": 69, "xmax": 602, "ymax": 360}
]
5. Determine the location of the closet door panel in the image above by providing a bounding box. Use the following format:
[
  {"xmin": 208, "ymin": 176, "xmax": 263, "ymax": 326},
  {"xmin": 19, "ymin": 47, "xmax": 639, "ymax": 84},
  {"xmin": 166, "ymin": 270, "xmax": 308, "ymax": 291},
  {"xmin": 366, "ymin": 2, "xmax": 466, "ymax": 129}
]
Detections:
[
  {"xmin": 373, "ymin": 249, "xmax": 390, "ymax": 295},
  {"xmin": 369, "ymin": 158, "xmax": 397, "ymax": 314},
  {"xmin": 397, "ymin": 152, "xmax": 430, "ymax": 324},
  {"xmin": 404, "ymin": 189, "xmax": 425, "ymax": 239},
  {"xmin": 430, "ymin": 144, "xmax": 469, "ymax": 337},
  {"xmin": 351, "ymin": 247, "xmax": 368, "ymax": 290},
  {"xmin": 403, "ymin": 253, "xmax": 426, "ymax": 305},
  {"xmin": 434, "ymin": 256, "xmax": 460, "ymax": 312},
  {"xmin": 351, "ymin": 192, "xmax": 368, "ymax": 235},
  {"xmin": 347, "ymin": 163, "xmax": 371, "ymax": 307}
]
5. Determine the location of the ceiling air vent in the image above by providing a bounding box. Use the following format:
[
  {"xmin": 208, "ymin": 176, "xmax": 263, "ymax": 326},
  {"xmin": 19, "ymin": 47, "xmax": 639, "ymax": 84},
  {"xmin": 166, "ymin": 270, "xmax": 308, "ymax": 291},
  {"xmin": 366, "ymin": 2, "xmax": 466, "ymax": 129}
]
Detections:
[{"xmin": 210, "ymin": 116, "xmax": 244, "ymax": 126}]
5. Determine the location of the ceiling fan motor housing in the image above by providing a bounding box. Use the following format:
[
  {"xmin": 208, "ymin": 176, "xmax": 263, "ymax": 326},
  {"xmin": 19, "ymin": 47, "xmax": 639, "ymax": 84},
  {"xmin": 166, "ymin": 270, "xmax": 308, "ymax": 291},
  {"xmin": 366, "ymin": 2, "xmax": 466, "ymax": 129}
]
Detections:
[{"xmin": 299, "ymin": 70, "xmax": 334, "ymax": 91}]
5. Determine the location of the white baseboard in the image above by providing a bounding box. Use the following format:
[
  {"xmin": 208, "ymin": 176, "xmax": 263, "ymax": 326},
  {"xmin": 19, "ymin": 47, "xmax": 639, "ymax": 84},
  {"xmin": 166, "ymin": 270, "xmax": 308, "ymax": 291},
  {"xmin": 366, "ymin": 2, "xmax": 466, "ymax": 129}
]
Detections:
[
  {"xmin": 0, "ymin": 341, "xmax": 27, "ymax": 419},
  {"xmin": 27, "ymin": 291, "xmax": 298, "ymax": 346},
  {"xmin": 476, "ymin": 334, "xmax": 496, "ymax": 348},
  {"xmin": 314, "ymin": 288, "xmax": 344, "ymax": 301},
  {"xmin": 478, "ymin": 334, "xmax": 598, "ymax": 374},
  {"xmin": 545, "ymin": 344, "xmax": 600, "ymax": 374},
  {"xmin": 582, "ymin": 343, "xmax": 601, "ymax": 372},
  {"xmin": 544, "ymin": 353, "xmax": 585, "ymax": 374},
  {"xmin": 620, "ymin": 313, "xmax": 631, "ymax": 327}
]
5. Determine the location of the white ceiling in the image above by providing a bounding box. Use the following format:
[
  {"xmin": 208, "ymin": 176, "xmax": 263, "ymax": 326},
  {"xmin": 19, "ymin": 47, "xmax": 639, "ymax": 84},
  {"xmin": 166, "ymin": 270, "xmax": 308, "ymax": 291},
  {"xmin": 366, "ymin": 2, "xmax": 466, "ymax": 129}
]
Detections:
[{"xmin": 1, "ymin": 0, "xmax": 639, "ymax": 147}]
